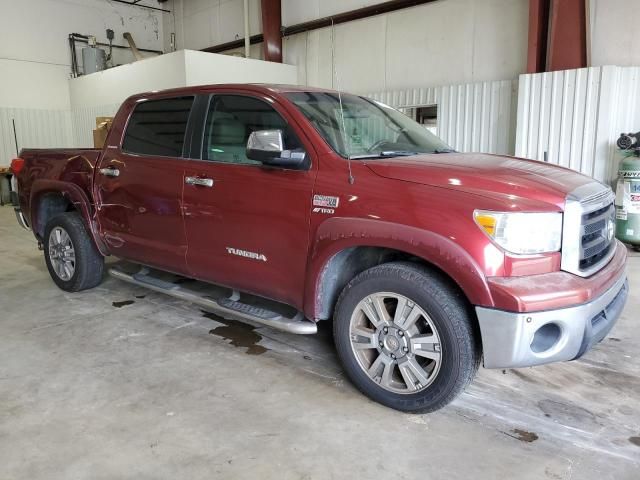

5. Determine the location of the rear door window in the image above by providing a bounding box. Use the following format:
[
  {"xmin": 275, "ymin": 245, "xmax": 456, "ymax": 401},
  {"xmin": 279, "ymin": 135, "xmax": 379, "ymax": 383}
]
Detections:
[{"xmin": 123, "ymin": 96, "xmax": 194, "ymax": 157}]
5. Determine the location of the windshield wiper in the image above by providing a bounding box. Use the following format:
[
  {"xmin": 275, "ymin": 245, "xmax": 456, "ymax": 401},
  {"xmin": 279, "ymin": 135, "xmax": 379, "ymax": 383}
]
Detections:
[
  {"xmin": 379, "ymin": 150, "xmax": 420, "ymax": 156},
  {"xmin": 348, "ymin": 150, "xmax": 420, "ymax": 160},
  {"xmin": 433, "ymin": 148, "xmax": 456, "ymax": 154}
]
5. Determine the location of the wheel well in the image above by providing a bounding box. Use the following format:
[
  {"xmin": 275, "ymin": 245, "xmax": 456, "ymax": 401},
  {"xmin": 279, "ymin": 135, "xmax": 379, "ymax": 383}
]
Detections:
[
  {"xmin": 35, "ymin": 193, "xmax": 75, "ymax": 238},
  {"xmin": 315, "ymin": 246, "xmax": 471, "ymax": 321}
]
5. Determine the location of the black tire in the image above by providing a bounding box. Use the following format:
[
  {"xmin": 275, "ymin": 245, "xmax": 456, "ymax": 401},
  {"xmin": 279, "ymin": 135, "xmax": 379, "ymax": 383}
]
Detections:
[
  {"xmin": 333, "ymin": 262, "xmax": 481, "ymax": 413},
  {"xmin": 43, "ymin": 212, "xmax": 104, "ymax": 292}
]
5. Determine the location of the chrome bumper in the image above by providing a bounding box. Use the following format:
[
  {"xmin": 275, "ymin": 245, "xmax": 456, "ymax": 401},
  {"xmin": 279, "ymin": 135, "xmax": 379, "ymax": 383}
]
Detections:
[
  {"xmin": 14, "ymin": 208, "xmax": 30, "ymax": 230},
  {"xmin": 476, "ymin": 273, "xmax": 628, "ymax": 369}
]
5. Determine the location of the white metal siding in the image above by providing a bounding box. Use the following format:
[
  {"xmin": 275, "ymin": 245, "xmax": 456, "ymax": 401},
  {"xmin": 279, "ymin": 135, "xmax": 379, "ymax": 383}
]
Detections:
[
  {"xmin": 0, "ymin": 108, "xmax": 73, "ymax": 165},
  {"xmin": 516, "ymin": 66, "xmax": 640, "ymax": 185},
  {"xmin": 368, "ymin": 79, "xmax": 517, "ymax": 155},
  {"xmin": 70, "ymin": 104, "xmax": 121, "ymax": 147},
  {"xmin": 0, "ymin": 105, "xmax": 122, "ymax": 166}
]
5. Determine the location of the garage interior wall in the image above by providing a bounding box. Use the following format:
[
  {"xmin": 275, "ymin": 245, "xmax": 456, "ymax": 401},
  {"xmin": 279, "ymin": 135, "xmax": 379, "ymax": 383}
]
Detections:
[
  {"xmin": 66, "ymin": 50, "xmax": 297, "ymax": 147},
  {"xmin": 0, "ymin": 0, "xmax": 164, "ymax": 164},
  {"xmin": 516, "ymin": 65, "xmax": 640, "ymax": 186},
  {"xmin": 369, "ymin": 80, "xmax": 518, "ymax": 155},
  {"xmin": 589, "ymin": 0, "xmax": 640, "ymax": 68},
  {"xmin": 4, "ymin": 0, "xmax": 640, "ymax": 171},
  {"xmin": 167, "ymin": 0, "xmax": 529, "ymax": 93}
]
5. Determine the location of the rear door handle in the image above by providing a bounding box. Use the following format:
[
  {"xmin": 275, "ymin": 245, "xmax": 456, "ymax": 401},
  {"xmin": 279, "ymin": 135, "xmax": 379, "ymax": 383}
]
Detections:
[
  {"xmin": 185, "ymin": 176, "xmax": 214, "ymax": 187},
  {"xmin": 99, "ymin": 167, "xmax": 120, "ymax": 177}
]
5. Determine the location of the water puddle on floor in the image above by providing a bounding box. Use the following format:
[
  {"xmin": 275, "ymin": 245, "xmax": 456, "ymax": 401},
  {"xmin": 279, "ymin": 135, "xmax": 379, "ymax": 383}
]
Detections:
[
  {"xmin": 505, "ymin": 429, "xmax": 539, "ymax": 443},
  {"xmin": 202, "ymin": 310, "xmax": 268, "ymax": 355},
  {"xmin": 112, "ymin": 300, "xmax": 135, "ymax": 308}
]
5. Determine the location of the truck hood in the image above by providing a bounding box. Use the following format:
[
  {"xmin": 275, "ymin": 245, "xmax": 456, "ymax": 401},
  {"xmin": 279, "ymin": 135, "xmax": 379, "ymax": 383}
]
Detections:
[{"xmin": 364, "ymin": 153, "xmax": 596, "ymax": 210}]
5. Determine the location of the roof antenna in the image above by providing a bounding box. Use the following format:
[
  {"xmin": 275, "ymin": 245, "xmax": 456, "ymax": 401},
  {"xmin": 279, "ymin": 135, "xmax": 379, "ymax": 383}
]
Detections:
[{"xmin": 331, "ymin": 19, "xmax": 354, "ymax": 185}]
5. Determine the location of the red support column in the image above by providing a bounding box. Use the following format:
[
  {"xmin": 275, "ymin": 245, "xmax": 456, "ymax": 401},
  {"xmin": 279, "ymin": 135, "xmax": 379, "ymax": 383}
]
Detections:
[
  {"xmin": 527, "ymin": 0, "xmax": 550, "ymax": 73},
  {"xmin": 546, "ymin": 0, "xmax": 587, "ymax": 71},
  {"xmin": 261, "ymin": 0, "xmax": 282, "ymax": 63}
]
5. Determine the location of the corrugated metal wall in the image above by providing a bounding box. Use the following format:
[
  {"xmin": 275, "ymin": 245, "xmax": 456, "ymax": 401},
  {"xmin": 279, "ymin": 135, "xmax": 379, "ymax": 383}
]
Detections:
[
  {"xmin": 0, "ymin": 108, "xmax": 74, "ymax": 164},
  {"xmin": 0, "ymin": 105, "xmax": 121, "ymax": 165},
  {"xmin": 515, "ymin": 66, "xmax": 640, "ymax": 185},
  {"xmin": 368, "ymin": 80, "xmax": 518, "ymax": 155},
  {"xmin": 70, "ymin": 104, "xmax": 120, "ymax": 147}
]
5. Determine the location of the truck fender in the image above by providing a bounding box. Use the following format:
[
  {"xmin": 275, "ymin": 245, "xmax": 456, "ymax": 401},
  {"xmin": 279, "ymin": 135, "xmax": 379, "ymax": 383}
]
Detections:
[
  {"xmin": 304, "ymin": 217, "xmax": 494, "ymax": 320},
  {"xmin": 29, "ymin": 179, "xmax": 109, "ymax": 256}
]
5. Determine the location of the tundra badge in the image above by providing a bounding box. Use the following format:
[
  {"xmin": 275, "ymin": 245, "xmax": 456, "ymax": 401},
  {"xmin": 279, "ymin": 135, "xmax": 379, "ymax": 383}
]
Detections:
[{"xmin": 226, "ymin": 247, "xmax": 267, "ymax": 262}]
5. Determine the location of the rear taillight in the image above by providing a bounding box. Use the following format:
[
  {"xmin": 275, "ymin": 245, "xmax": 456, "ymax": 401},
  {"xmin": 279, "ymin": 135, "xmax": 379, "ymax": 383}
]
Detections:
[{"xmin": 10, "ymin": 158, "xmax": 24, "ymax": 175}]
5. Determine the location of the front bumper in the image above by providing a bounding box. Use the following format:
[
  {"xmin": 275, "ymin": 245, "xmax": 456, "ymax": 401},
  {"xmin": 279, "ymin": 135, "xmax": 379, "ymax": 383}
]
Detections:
[{"xmin": 476, "ymin": 271, "xmax": 628, "ymax": 369}]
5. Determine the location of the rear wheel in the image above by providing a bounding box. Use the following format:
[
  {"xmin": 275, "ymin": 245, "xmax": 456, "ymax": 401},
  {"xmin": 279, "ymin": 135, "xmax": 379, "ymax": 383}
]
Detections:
[
  {"xmin": 44, "ymin": 212, "xmax": 104, "ymax": 291},
  {"xmin": 333, "ymin": 262, "xmax": 480, "ymax": 413}
]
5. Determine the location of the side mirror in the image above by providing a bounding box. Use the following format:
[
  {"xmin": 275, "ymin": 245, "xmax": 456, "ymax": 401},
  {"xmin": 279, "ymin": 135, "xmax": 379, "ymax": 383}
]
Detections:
[{"xmin": 246, "ymin": 129, "xmax": 306, "ymax": 168}]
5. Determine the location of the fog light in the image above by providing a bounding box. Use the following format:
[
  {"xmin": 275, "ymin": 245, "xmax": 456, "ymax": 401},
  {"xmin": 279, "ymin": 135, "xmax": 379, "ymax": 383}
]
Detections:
[{"xmin": 530, "ymin": 323, "xmax": 561, "ymax": 353}]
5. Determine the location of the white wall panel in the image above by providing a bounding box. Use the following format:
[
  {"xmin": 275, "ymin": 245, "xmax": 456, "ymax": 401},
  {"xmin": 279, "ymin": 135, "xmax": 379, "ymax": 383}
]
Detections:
[
  {"xmin": 515, "ymin": 66, "xmax": 640, "ymax": 185},
  {"xmin": 368, "ymin": 79, "xmax": 517, "ymax": 155},
  {"xmin": 168, "ymin": 0, "xmax": 263, "ymax": 52},
  {"xmin": 169, "ymin": 0, "xmax": 528, "ymax": 91},
  {"xmin": 70, "ymin": 104, "xmax": 121, "ymax": 149},
  {"xmin": 590, "ymin": 0, "xmax": 640, "ymax": 68},
  {"xmin": 0, "ymin": 0, "xmax": 165, "ymax": 112},
  {"xmin": 281, "ymin": 0, "xmax": 528, "ymax": 94},
  {"xmin": 0, "ymin": 109, "xmax": 73, "ymax": 165}
]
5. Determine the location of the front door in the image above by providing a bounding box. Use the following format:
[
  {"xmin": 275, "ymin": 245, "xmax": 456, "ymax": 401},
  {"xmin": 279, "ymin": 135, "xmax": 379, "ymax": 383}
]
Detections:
[
  {"xmin": 182, "ymin": 93, "xmax": 317, "ymax": 308},
  {"xmin": 95, "ymin": 95, "xmax": 194, "ymax": 274}
]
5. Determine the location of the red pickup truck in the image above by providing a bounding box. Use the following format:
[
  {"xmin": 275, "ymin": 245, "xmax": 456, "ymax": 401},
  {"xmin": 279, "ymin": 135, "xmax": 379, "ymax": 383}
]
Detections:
[{"xmin": 11, "ymin": 84, "xmax": 628, "ymax": 412}]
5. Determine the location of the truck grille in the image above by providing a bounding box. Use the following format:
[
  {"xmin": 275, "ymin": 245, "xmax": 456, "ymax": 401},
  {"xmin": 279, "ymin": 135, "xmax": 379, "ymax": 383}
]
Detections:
[
  {"xmin": 579, "ymin": 203, "xmax": 615, "ymax": 271},
  {"xmin": 561, "ymin": 183, "xmax": 616, "ymax": 278}
]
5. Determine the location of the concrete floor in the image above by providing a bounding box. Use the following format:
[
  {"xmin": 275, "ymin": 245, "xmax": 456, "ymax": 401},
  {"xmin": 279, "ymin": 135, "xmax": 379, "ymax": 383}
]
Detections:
[{"xmin": 1, "ymin": 205, "xmax": 639, "ymax": 479}]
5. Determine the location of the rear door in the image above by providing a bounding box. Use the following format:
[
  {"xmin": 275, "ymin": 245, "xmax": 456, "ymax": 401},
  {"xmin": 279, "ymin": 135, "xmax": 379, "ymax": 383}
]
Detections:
[
  {"xmin": 182, "ymin": 92, "xmax": 317, "ymax": 308},
  {"xmin": 95, "ymin": 95, "xmax": 194, "ymax": 274}
]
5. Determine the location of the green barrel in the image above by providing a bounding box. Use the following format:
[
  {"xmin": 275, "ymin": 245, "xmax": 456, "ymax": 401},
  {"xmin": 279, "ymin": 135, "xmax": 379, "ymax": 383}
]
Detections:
[{"xmin": 615, "ymin": 153, "xmax": 640, "ymax": 248}]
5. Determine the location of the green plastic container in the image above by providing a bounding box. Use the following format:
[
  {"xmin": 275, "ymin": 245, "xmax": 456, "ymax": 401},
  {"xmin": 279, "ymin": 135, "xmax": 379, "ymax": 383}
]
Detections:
[{"xmin": 615, "ymin": 153, "xmax": 640, "ymax": 249}]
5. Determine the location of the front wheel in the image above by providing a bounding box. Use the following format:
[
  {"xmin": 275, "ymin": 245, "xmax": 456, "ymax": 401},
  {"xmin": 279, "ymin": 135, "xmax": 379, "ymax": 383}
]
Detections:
[
  {"xmin": 333, "ymin": 262, "xmax": 481, "ymax": 413},
  {"xmin": 44, "ymin": 212, "xmax": 104, "ymax": 292}
]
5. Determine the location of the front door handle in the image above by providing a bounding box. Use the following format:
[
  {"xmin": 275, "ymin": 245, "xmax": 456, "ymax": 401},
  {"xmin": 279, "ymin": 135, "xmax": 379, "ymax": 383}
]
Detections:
[
  {"xmin": 185, "ymin": 176, "xmax": 214, "ymax": 187},
  {"xmin": 99, "ymin": 166, "xmax": 120, "ymax": 177}
]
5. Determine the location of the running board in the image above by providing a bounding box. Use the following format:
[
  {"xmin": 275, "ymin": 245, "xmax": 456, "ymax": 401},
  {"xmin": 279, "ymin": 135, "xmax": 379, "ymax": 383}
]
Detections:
[{"xmin": 108, "ymin": 268, "xmax": 317, "ymax": 335}]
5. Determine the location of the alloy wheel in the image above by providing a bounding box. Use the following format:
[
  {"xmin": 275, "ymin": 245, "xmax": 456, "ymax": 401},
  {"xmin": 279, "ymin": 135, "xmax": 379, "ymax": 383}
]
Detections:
[
  {"xmin": 48, "ymin": 226, "xmax": 76, "ymax": 281},
  {"xmin": 348, "ymin": 292, "xmax": 442, "ymax": 394}
]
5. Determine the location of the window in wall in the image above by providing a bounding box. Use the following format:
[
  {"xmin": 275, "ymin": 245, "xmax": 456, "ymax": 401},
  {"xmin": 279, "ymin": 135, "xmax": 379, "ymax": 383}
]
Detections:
[
  {"xmin": 202, "ymin": 95, "xmax": 302, "ymax": 164},
  {"xmin": 122, "ymin": 96, "xmax": 194, "ymax": 157},
  {"xmin": 416, "ymin": 105, "xmax": 438, "ymax": 135}
]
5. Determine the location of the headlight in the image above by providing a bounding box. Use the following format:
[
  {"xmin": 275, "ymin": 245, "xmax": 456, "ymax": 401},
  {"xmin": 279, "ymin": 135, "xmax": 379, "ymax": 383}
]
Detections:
[{"xmin": 473, "ymin": 210, "xmax": 562, "ymax": 254}]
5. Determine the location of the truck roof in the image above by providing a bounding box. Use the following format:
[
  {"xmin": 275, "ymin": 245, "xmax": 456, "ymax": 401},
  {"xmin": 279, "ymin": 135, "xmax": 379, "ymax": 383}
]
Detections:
[{"xmin": 127, "ymin": 83, "xmax": 342, "ymax": 103}]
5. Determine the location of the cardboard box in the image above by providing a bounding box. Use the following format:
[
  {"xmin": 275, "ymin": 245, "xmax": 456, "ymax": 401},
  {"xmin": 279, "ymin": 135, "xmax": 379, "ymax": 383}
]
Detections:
[
  {"xmin": 93, "ymin": 116, "xmax": 113, "ymax": 148},
  {"xmin": 95, "ymin": 116, "xmax": 113, "ymax": 128}
]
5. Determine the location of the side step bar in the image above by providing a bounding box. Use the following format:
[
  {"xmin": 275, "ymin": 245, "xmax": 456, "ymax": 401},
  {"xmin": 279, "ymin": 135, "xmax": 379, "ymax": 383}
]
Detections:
[{"xmin": 108, "ymin": 268, "xmax": 317, "ymax": 335}]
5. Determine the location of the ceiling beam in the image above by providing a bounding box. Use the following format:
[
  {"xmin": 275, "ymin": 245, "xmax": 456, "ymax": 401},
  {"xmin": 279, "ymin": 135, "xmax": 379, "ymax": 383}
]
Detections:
[{"xmin": 109, "ymin": 0, "xmax": 170, "ymax": 13}]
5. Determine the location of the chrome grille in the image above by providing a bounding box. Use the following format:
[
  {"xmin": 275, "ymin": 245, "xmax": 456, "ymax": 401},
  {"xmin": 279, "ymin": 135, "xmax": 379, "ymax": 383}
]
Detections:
[
  {"xmin": 579, "ymin": 203, "xmax": 615, "ymax": 270},
  {"xmin": 561, "ymin": 183, "xmax": 617, "ymax": 277}
]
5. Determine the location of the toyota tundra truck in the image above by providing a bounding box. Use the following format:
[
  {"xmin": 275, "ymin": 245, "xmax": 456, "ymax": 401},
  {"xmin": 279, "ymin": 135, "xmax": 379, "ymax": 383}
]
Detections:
[{"xmin": 10, "ymin": 84, "xmax": 628, "ymax": 412}]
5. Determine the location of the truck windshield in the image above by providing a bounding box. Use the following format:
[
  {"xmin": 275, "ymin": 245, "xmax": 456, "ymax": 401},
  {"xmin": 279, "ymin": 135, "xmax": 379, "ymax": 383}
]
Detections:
[{"xmin": 284, "ymin": 91, "xmax": 453, "ymax": 159}]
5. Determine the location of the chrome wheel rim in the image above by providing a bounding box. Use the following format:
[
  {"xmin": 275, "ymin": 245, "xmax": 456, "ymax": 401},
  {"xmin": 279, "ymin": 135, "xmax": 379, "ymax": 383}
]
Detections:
[
  {"xmin": 349, "ymin": 292, "xmax": 442, "ymax": 394},
  {"xmin": 48, "ymin": 227, "xmax": 76, "ymax": 281}
]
